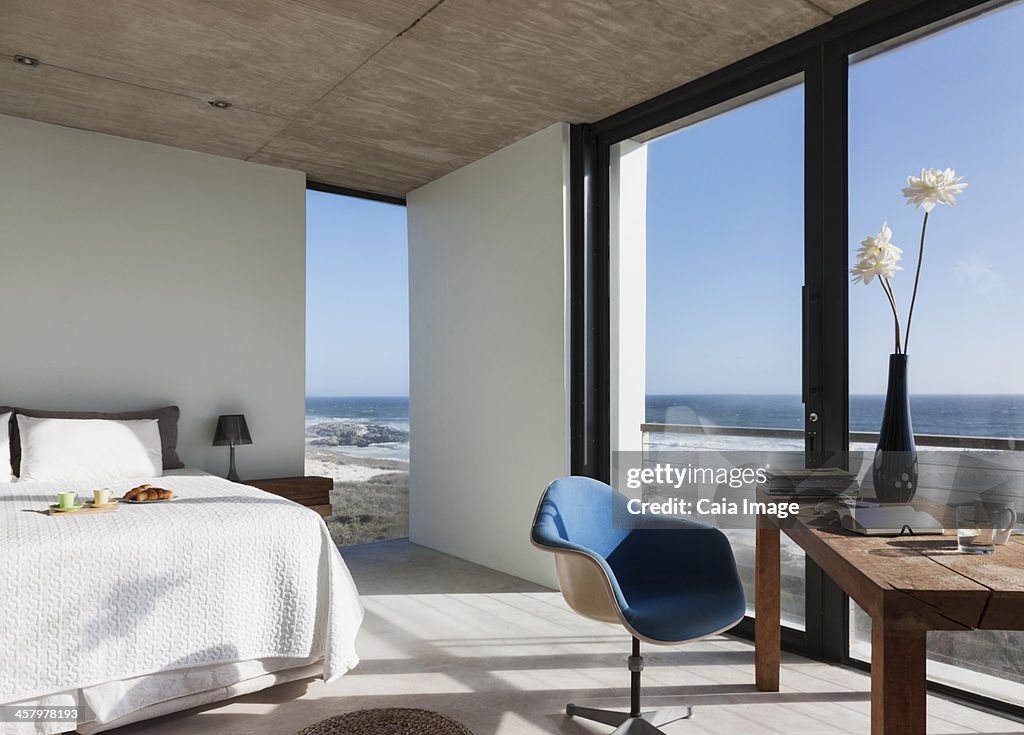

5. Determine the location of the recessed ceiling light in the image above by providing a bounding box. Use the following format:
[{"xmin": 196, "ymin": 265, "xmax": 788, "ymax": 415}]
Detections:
[
  {"xmin": 208, "ymin": 99, "xmax": 232, "ymax": 109},
  {"xmin": 14, "ymin": 54, "xmax": 40, "ymax": 67}
]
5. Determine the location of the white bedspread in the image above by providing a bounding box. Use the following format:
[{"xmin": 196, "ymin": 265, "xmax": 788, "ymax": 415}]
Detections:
[{"xmin": 0, "ymin": 470, "xmax": 362, "ymax": 730}]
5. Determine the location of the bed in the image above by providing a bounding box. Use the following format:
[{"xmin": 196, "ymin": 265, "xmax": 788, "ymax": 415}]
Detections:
[{"xmin": 0, "ymin": 468, "xmax": 363, "ymax": 734}]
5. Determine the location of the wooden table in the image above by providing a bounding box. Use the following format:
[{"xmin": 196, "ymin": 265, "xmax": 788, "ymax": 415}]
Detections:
[{"xmin": 754, "ymin": 492, "xmax": 1024, "ymax": 735}]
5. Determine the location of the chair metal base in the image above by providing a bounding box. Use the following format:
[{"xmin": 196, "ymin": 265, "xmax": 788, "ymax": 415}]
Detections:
[{"xmin": 566, "ymin": 704, "xmax": 693, "ymax": 734}]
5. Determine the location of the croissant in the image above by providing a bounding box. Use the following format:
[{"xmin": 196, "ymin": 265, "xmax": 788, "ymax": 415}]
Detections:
[
  {"xmin": 123, "ymin": 484, "xmax": 152, "ymax": 500},
  {"xmin": 123, "ymin": 484, "xmax": 172, "ymax": 501}
]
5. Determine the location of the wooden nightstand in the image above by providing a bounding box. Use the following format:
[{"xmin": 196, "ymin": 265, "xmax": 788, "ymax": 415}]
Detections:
[{"xmin": 246, "ymin": 476, "xmax": 333, "ymax": 517}]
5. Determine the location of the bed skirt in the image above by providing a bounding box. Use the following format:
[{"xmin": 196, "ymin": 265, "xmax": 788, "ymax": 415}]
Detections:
[{"xmin": 4, "ymin": 656, "xmax": 329, "ymax": 734}]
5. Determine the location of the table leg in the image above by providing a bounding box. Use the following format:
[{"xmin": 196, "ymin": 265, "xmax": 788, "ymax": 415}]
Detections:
[
  {"xmin": 755, "ymin": 524, "xmax": 780, "ymax": 692},
  {"xmin": 871, "ymin": 618, "xmax": 927, "ymax": 735}
]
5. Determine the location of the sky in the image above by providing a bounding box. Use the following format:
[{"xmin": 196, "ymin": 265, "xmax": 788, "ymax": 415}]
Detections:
[
  {"xmin": 305, "ymin": 191, "xmax": 408, "ymax": 396},
  {"xmin": 307, "ymin": 1, "xmax": 1024, "ymax": 398},
  {"xmin": 646, "ymin": 0, "xmax": 1024, "ymax": 396}
]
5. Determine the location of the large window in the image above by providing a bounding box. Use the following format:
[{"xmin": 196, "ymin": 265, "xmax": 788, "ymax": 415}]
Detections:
[
  {"xmin": 587, "ymin": 0, "xmax": 1024, "ymax": 717},
  {"xmin": 639, "ymin": 85, "xmax": 807, "ymax": 628},
  {"xmin": 848, "ymin": 1, "xmax": 1024, "ymax": 705},
  {"xmin": 306, "ymin": 191, "xmax": 409, "ymax": 546}
]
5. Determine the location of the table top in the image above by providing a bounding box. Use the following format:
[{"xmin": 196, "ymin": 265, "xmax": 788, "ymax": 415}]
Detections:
[{"xmin": 758, "ymin": 489, "xmax": 1024, "ymax": 630}]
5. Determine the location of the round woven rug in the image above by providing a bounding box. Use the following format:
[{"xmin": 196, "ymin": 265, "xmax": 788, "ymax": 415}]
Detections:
[{"xmin": 296, "ymin": 708, "xmax": 474, "ymax": 735}]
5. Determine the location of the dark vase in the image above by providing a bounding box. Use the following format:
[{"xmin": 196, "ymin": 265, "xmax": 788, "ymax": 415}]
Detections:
[{"xmin": 872, "ymin": 353, "xmax": 918, "ymax": 503}]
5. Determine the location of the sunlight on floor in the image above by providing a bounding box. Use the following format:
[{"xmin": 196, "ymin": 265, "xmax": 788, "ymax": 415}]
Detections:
[
  {"xmin": 495, "ymin": 710, "xmax": 563, "ymax": 734},
  {"xmin": 319, "ymin": 671, "xmax": 475, "ymax": 697},
  {"xmin": 105, "ymin": 541, "xmax": 1023, "ymax": 735}
]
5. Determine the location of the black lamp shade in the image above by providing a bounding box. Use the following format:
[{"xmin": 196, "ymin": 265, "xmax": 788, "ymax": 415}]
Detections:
[{"xmin": 213, "ymin": 414, "xmax": 252, "ymax": 446}]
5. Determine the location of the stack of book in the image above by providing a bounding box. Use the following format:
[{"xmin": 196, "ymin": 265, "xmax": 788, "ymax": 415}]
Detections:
[{"xmin": 760, "ymin": 468, "xmax": 860, "ymax": 497}]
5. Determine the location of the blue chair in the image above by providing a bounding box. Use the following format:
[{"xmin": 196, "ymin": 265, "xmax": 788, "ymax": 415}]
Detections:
[{"xmin": 531, "ymin": 476, "xmax": 746, "ymax": 734}]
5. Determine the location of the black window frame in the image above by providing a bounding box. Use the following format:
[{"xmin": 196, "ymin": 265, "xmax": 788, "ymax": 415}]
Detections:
[
  {"xmin": 571, "ymin": 0, "xmax": 1022, "ymax": 721},
  {"xmin": 306, "ymin": 180, "xmax": 407, "ymax": 207}
]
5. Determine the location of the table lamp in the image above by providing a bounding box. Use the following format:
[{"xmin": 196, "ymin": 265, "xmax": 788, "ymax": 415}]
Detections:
[{"xmin": 213, "ymin": 414, "xmax": 252, "ymax": 482}]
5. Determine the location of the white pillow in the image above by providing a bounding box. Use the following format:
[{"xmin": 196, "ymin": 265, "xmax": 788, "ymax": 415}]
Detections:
[
  {"xmin": 0, "ymin": 413, "xmax": 12, "ymax": 482},
  {"xmin": 17, "ymin": 415, "xmax": 164, "ymax": 483}
]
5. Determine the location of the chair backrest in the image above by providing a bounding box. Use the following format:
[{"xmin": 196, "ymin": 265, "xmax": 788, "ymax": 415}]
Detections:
[
  {"xmin": 530, "ymin": 476, "xmax": 632, "ymax": 625},
  {"xmin": 531, "ymin": 476, "xmax": 631, "ymax": 559}
]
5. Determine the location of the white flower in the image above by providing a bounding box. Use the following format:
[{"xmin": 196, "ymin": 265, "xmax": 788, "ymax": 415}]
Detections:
[
  {"xmin": 901, "ymin": 168, "xmax": 968, "ymax": 212},
  {"xmin": 851, "ymin": 223, "xmax": 902, "ymax": 285},
  {"xmin": 854, "ymin": 222, "xmax": 902, "ymax": 261},
  {"xmin": 850, "ymin": 251, "xmax": 902, "ymax": 285}
]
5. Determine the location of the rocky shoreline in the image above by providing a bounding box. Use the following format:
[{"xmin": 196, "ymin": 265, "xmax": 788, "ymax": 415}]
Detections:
[{"xmin": 307, "ymin": 420, "xmax": 408, "ymax": 448}]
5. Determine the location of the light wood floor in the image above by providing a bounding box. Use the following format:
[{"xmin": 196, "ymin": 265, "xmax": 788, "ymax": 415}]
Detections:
[{"xmin": 107, "ymin": 540, "xmax": 1021, "ymax": 735}]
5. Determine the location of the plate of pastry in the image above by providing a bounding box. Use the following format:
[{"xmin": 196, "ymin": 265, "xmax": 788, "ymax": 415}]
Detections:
[{"xmin": 120, "ymin": 484, "xmax": 175, "ymax": 503}]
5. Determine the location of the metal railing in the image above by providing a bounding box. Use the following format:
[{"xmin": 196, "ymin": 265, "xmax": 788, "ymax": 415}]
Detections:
[{"xmin": 640, "ymin": 423, "xmax": 1022, "ymax": 451}]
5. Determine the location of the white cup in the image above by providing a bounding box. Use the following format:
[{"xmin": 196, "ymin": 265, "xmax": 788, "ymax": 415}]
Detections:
[{"xmin": 93, "ymin": 488, "xmax": 111, "ymax": 506}]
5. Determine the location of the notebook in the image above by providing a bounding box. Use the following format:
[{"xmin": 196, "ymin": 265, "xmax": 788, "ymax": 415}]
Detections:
[{"xmin": 838, "ymin": 506, "xmax": 944, "ymax": 536}]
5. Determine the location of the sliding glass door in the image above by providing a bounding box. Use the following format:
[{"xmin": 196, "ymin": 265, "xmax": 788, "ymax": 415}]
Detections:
[
  {"xmin": 847, "ymin": 0, "xmax": 1024, "ymax": 706},
  {"xmin": 609, "ymin": 82, "xmax": 808, "ymax": 630}
]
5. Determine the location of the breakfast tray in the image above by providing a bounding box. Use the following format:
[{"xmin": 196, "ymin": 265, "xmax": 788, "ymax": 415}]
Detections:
[{"xmin": 47, "ymin": 502, "xmax": 120, "ymax": 516}]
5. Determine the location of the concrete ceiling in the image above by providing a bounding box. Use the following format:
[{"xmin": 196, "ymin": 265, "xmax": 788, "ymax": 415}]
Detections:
[{"xmin": 0, "ymin": 0, "xmax": 866, "ymax": 198}]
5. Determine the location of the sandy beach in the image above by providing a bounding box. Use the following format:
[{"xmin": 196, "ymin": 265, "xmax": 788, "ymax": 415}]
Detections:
[{"xmin": 305, "ymin": 445, "xmax": 409, "ymax": 546}]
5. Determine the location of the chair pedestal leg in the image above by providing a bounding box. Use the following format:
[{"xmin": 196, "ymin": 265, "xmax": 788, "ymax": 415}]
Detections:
[
  {"xmin": 564, "ymin": 639, "xmax": 695, "ymax": 734},
  {"xmin": 566, "ymin": 704, "xmax": 693, "ymax": 733},
  {"xmin": 565, "ymin": 704, "xmax": 630, "ymax": 727},
  {"xmin": 612, "ymin": 718, "xmax": 670, "ymax": 735},
  {"xmin": 643, "ymin": 706, "xmax": 693, "ymax": 727}
]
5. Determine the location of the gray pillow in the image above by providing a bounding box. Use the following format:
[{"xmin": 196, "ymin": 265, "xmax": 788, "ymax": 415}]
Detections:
[
  {"xmin": 10, "ymin": 405, "xmax": 184, "ymax": 475},
  {"xmin": 0, "ymin": 408, "xmax": 12, "ymax": 477}
]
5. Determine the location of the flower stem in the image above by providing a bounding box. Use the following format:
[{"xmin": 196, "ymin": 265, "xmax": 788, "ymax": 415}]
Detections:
[
  {"xmin": 903, "ymin": 210, "xmax": 929, "ymax": 353},
  {"xmin": 879, "ymin": 277, "xmax": 902, "ymax": 354}
]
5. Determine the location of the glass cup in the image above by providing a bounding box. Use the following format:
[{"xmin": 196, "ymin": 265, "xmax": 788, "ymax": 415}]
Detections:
[
  {"xmin": 979, "ymin": 498, "xmax": 1017, "ymax": 545},
  {"xmin": 956, "ymin": 503, "xmax": 997, "ymax": 554},
  {"xmin": 57, "ymin": 491, "xmax": 78, "ymax": 509}
]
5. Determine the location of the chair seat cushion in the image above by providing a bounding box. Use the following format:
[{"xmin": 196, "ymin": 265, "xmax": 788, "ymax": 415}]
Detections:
[
  {"xmin": 608, "ymin": 528, "xmax": 746, "ymax": 642},
  {"xmin": 618, "ymin": 581, "xmax": 746, "ymax": 642}
]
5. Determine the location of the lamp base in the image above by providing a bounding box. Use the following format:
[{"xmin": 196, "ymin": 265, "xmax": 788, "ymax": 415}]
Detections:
[{"xmin": 227, "ymin": 445, "xmax": 240, "ymax": 483}]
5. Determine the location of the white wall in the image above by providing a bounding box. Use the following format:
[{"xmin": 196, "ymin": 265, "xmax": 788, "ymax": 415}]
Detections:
[
  {"xmin": 407, "ymin": 123, "xmax": 570, "ymax": 587},
  {"xmin": 609, "ymin": 140, "xmax": 648, "ymax": 458},
  {"xmin": 0, "ymin": 115, "xmax": 306, "ymax": 479}
]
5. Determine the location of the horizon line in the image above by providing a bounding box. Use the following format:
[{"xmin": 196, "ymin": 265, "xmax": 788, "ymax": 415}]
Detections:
[{"xmin": 305, "ymin": 392, "xmax": 1024, "ymax": 398}]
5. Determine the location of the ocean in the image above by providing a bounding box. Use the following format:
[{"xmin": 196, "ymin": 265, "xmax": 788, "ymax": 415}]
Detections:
[
  {"xmin": 306, "ymin": 396, "xmax": 410, "ymax": 461},
  {"xmin": 304, "ymin": 394, "xmax": 1024, "ymax": 459},
  {"xmin": 646, "ymin": 394, "xmax": 1024, "ymax": 438},
  {"xmin": 306, "ymin": 396, "xmax": 410, "ymax": 424},
  {"xmin": 308, "ymin": 395, "xmax": 1024, "ymax": 436}
]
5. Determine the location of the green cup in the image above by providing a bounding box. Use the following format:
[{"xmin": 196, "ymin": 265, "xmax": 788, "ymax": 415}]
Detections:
[{"xmin": 57, "ymin": 491, "xmax": 78, "ymax": 509}]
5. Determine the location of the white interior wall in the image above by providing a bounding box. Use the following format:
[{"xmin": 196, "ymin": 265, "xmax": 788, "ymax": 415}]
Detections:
[
  {"xmin": 0, "ymin": 114, "xmax": 306, "ymax": 479},
  {"xmin": 609, "ymin": 140, "xmax": 648, "ymax": 461},
  {"xmin": 407, "ymin": 123, "xmax": 571, "ymax": 587}
]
